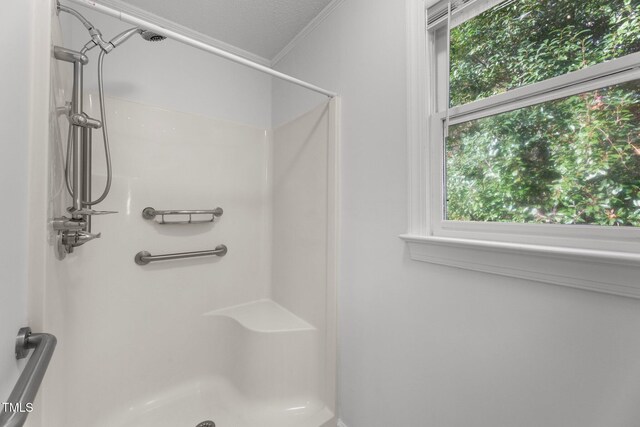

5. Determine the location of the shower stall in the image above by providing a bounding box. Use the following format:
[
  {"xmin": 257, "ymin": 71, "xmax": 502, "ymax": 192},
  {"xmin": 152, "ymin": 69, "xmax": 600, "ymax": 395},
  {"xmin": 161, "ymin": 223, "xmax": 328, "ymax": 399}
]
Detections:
[{"xmin": 30, "ymin": 1, "xmax": 339, "ymax": 426}]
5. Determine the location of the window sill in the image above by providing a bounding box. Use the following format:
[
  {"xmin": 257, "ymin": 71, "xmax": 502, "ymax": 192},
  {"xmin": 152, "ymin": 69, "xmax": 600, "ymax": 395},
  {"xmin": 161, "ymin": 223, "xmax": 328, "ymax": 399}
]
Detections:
[{"xmin": 399, "ymin": 234, "xmax": 640, "ymax": 299}]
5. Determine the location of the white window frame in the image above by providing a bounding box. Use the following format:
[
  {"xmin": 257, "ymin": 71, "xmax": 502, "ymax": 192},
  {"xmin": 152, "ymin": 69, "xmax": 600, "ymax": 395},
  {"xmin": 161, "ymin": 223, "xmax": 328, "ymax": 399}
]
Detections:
[{"xmin": 402, "ymin": 0, "xmax": 640, "ymax": 299}]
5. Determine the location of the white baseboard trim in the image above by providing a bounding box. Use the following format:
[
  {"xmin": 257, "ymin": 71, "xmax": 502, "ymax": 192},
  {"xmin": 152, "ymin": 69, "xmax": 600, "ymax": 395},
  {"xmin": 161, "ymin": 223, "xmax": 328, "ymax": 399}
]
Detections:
[{"xmin": 337, "ymin": 419, "xmax": 349, "ymax": 427}]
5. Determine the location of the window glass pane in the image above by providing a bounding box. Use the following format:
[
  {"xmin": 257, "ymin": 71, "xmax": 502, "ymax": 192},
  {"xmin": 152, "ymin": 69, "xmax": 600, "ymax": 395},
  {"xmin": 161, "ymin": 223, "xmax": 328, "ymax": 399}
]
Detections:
[
  {"xmin": 449, "ymin": 0, "xmax": 640, "ymax": 107},
  {"xmin": 445, "ymin": 80, "xmax": 640, "ymax": 226}
]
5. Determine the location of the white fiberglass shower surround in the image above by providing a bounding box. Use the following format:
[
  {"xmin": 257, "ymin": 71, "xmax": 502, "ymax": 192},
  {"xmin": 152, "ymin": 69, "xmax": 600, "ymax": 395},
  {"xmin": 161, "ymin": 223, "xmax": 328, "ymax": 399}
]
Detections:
[{"xmin": 34, "ymin": 1, "xmax": 339, "ymax": 426}]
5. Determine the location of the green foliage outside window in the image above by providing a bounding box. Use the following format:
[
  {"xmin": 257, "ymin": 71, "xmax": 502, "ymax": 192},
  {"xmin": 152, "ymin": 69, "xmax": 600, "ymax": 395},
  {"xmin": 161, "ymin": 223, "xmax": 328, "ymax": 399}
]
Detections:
[{"xmin": 446, "ymin": 0, "xmax": 640, "ymax": 225}]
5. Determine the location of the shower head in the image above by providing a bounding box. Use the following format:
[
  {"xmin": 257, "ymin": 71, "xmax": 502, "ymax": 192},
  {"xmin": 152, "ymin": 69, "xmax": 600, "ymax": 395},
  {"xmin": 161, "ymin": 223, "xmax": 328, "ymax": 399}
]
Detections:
[
  {"xmin": 140, "ymin": 30, "xmax": 167, "ymax": 42},
  {"xmin": 103, "ymin": 28, "xmax": 166, "ymax": 52}
]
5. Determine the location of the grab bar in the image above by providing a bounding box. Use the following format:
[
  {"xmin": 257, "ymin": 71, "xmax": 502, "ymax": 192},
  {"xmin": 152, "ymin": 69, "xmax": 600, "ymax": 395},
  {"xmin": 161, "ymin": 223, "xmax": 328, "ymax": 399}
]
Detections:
[
  {"xmin": 0, "ymin": 328, "xmax": 57, "ymax": 427},
  {"xmin": 134, "ymin": 245, "xmax": 228, "ymax": 265},
  {"xmin": 142, "ymin": 207, "xmax": 223, "ymax": 224}
]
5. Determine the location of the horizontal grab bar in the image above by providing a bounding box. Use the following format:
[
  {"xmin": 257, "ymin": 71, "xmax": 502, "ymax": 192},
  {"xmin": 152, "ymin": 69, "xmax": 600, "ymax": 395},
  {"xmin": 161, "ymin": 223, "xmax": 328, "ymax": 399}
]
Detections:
[
  {"xmin": 142, "ymin": 207, "xmax": 223, "ymax": 224},
  {"xmin": 135, "ymin": 245, "xmax": 228, "ymax": 265},
  {"xmin": 0, "ymin": 328, "xmax": 57, "ymax": 427}
]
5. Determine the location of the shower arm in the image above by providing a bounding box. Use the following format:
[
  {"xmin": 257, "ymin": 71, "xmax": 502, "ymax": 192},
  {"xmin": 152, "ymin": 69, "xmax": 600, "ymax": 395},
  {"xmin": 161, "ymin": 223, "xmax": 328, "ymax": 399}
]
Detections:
[{"xmin": 57, "ymin": 2, "xmax": 112, "ymax": 53}]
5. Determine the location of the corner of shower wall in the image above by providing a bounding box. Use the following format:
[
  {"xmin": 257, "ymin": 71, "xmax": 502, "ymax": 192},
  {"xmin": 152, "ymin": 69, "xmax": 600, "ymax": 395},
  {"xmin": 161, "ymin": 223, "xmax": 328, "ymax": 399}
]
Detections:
[
  {"xmin": 270, "ymin": 98, "xmax": 340, "ymax": 420},
  {"xmin": 24, "ymin": 2, "xmax": 71, "ymax": 427}
]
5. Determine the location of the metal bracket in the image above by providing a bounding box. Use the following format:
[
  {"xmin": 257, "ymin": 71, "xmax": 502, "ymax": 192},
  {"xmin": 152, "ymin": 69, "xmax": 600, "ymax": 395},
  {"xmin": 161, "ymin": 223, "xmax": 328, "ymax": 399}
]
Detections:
[
  {"xmin": 56, "ymin": 101, "xmax": 71, "ymax": 118},
  {"xmin": 15, "ymin": 327, "xmax": 32, "ymax": 360},
  {"xmin": 52, "ymin": 217, "xmax": 85, "ymax": 232},
  {"xmin": 69, "ymin": 112, "xmax": 102, "ymax": 129},
  {"xmin": 53, "ymin": 216, "xmax": 103, "ymax": 259},
  {"xmin": 53, "ymin": 46, "xmax": 88, "ymax": 65}
]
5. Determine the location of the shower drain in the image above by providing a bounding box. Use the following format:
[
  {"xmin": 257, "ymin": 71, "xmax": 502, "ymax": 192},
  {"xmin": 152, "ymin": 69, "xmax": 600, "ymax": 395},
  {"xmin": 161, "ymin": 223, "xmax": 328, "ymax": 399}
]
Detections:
[{"xmin": 195, "ymin": 421, "xmax": 215, "ymax": 427}]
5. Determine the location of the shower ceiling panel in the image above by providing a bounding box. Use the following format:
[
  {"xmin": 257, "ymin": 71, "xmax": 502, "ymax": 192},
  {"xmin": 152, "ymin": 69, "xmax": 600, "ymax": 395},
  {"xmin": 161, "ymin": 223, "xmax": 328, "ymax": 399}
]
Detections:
[{"xmin": 112, "ymin": 0, "xmax": 335, "ymax": 61}]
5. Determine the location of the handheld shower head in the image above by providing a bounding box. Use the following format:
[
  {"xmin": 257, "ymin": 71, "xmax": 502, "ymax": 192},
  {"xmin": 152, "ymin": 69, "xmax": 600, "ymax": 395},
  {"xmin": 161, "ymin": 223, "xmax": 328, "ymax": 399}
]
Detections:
[
  {"xmin": 93, "ymin": 28, "xmax": 166, "ymax": 53},
  {"xmin": 140, "ymin": 30, "xmax": 167, "ymax": 42},
  {"xmin": 108, "ymin": 28, "xmax": 142, "ymax": 48}
]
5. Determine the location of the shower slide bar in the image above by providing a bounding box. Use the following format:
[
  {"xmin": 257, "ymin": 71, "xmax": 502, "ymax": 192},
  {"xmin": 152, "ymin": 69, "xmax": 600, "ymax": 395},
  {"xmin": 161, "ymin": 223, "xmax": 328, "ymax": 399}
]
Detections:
[
  {"xmin": 0, "ymin": 328, "xmax": 57, "ymax": 427},
  {"xmin": 65, "ymin": 0, "xmax": 337, "ymax": 98},
  {"xmin": 142, "ymin": 207, "xmax": 223, "ymax": 224},
  {"xmin": 135, "ymin": 245, "xmax": 228, "ymax": 265}
]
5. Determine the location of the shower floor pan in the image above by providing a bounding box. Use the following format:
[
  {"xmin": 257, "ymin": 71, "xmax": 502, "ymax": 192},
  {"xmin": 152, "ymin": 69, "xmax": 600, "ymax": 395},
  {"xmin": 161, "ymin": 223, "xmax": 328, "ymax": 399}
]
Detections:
[
  {"xmin": 100, "ymin": 376, "xmax": 335, "ymax": 427},
  {"xmin": 98, "ymin": 300, "xmax": 335, "ymax": 427}
]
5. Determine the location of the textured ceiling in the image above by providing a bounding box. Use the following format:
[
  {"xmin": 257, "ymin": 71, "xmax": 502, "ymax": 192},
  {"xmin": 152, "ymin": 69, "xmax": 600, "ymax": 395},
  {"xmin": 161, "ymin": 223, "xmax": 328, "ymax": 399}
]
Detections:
[{"xmin": 116, "ymin": 0, "xmax": 334, "ymax": 60}]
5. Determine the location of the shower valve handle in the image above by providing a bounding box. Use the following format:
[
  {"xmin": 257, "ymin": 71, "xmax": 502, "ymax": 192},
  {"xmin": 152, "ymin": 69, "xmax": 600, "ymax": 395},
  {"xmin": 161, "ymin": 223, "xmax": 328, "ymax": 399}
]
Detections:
[
  {"xmin": 76, "ymin": 231, "xmax": 101, "ymax": 246},
  {"xmin": 61, "ymin": 231, "xmax": 101, "ymax": 248}
]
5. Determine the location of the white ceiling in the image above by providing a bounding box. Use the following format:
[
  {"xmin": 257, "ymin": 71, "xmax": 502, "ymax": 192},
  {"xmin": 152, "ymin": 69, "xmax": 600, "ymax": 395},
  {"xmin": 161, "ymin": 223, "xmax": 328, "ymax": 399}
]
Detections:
[{"xmin": 114, "ymin": 0, "xmax": 335, "ymax": 62}]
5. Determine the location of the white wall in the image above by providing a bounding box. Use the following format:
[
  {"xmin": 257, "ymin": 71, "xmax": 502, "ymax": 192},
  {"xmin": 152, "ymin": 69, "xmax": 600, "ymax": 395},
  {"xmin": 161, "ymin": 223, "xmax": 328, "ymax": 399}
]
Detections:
[
  {"xmin": 59, "ymin": 5, "xmax": 272, "ymax": 129},
  {"xmin": 272, "ymin": 1, "xmax": 640, "ymax": 426},
  {"xmin": 0, "ymin": 0, "xmax": 33, "ymax": 401}
]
